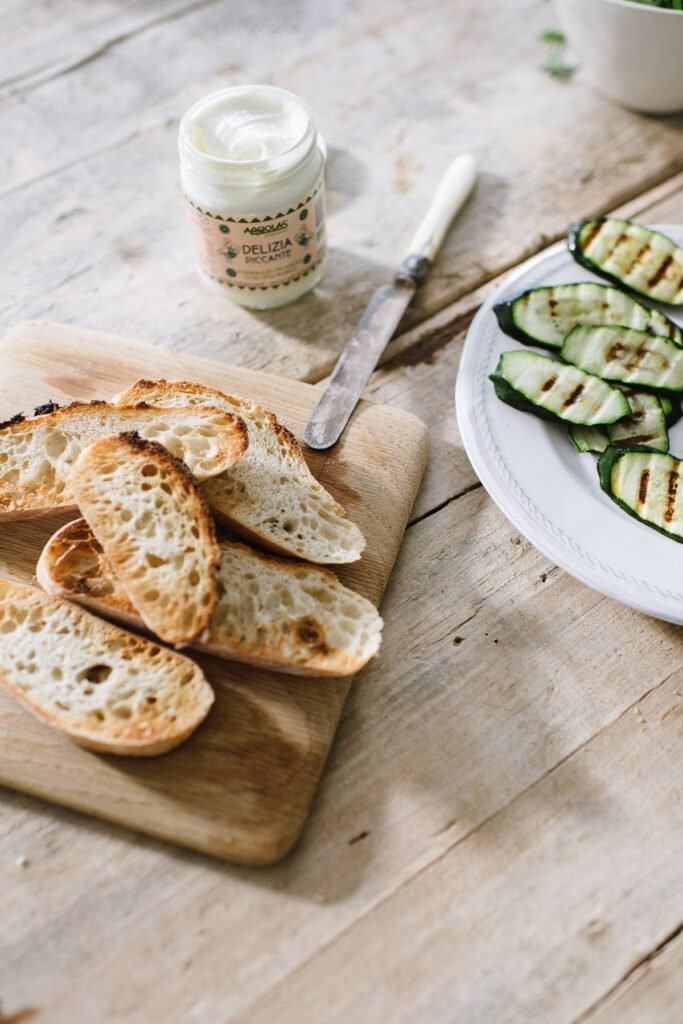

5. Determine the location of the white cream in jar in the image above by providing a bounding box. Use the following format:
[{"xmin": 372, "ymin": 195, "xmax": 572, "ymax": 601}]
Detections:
[{"xmin": 179, "ymin": 85, "xmax": 327, "ymax": 308}]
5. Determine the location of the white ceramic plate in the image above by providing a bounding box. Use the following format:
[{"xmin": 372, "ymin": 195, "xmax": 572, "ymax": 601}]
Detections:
[{"xmin": 456, "ymin": 225, "xmax": 683, "ymax": 624}]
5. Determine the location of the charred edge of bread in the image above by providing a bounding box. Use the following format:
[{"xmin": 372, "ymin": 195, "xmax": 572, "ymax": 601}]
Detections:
[
  {"xmin": 1, "ymin": 400, "xmax": 64, "ymax": 428},
  {"xmin": 34, "ymin": 400, "xmax": 61, "ymax": 416},
  {"xmin": 119, "ymin": 379, "xmax": 246, "ymax": 404},
  {"xmin": 0, "ymin": 400, "xmax": 113, "ymax": 431},
  {"xmin": 115, "ymin": 379, "xmax": 266, "ymax": 434},
  {"xmin": 0, "ymin": 412, "xmax": 26, "ymax": 430}
]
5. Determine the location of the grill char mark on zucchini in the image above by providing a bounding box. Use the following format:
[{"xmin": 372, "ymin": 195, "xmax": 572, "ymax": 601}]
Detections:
[
  {"xmin": 598, "ymin": 446, "xmax": 683, "ymax": 542},
  {"xmin": 626, "ymin": 433, "xmax": 658, "ymax": 445},
  {"xmin": 607, "ymin": 390, "xmax": 669, "ymax": 451},
  {"xmin": 494, "ymin": 282, "xmax": 682, "ymax": 350},
  {"xmin": 563, "ymin": 383, "xmax": 585, "ymax": 409},
  {"xmin": 666, "ymin": 469, "xmax": 679, "ymax": 524},
  {"xmin": 639, "ymin": 469, "xmax": 650, "ymax": 506},
  {"xmin": 581, "ymin": 221, "xmax": 603, "ymax": 250},
  {"xmin": 568, "ymin": 218, "xmax": 683, "ymax": 306},
  {"xmin": 649, "ymin": 255, "xmax": 674, "ymax": 290}
]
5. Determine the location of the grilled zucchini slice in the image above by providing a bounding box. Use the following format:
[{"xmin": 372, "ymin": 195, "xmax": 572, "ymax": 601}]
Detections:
[
  {"xmin": 494, "ymin": 282, "xmax": 681, "ymax": 351},
  {"xmin": 490, "ymin": 351, "xmax": 630, "ymax": 425},
  {"xmin": 561, "ymin": 325, "xmax": 683, "ymax": 394},
  {"xmin": 568, "ymin": 218, "xmax": 683, "ymax": 306},
  {"xmin": 607, "ymin": 391, "xmax": 669, "ymax": 452},
  {"xmin": 598, "ymin": 446, "xmax": 683, "ymax": 542}
]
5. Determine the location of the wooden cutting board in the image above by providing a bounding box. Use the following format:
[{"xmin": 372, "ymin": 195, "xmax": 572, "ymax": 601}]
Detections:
[{"xmin": 0, "ymin": 321, "xmax": 428, "ymax": 866}]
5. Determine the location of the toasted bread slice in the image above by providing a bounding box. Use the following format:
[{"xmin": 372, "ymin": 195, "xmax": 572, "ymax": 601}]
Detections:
[
  {"xmin": 0, "ymin": 400, "xmax": 248, "ymax": 519},
  {"xmin": 111, "ymin": 380, "xmax": 365, "ymax": 564},
  {"xmin": 38, "ymin": 520, "xmax": 384, "ymax": 676},
  {"xmin": 0, "ymin": 579, "xmax": 214, "ymax": 755},
  {"xmin": 205, "ymin": 541, "xmax": 382, "ymax": 674},
  {"xmin": 70, "ymin": 433, "xmax": 219, "ymax": 646}
]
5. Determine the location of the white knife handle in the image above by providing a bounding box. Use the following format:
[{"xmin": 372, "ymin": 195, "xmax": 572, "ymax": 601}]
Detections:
[{"xmin": 405, "ymin": 154, "xmax": 477, "ymax": 264}]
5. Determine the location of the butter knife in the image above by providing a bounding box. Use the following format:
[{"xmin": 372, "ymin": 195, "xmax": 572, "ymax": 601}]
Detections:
[{"xmin": 303, "ymin": 153, "xmax": 477, "ymax": 450}]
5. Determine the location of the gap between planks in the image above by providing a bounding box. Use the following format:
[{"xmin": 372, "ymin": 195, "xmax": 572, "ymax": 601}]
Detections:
[
  {"xmin": 407, "ymin": 482, "xmax": 482, "ymax": 528},
  {"xmin": 573, "ymin": 920, "xmax": 683, "ymax": 1024}
]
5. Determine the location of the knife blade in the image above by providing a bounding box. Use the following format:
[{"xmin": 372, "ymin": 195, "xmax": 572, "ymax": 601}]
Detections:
[
  {"xmin": 304, "ymin": 153, "xmax": 477, "ymax": 450},
  {"xmin": 303, "ymin": 275, "xmax": 418, "ymax": 451}
]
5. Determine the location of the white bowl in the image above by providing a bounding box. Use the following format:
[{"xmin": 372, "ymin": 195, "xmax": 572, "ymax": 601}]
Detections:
[{"xmin": 556, "ymin": 0, "xmax": 683, "ymax": 114}]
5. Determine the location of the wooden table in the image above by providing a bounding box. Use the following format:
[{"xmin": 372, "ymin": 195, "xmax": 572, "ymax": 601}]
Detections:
[{"xmin": 3, "ymin": 2, "xmax": 683, "ymax": 1020}]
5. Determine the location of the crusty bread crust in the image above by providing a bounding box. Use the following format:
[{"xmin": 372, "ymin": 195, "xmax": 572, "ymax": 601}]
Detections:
[
  {"xmin": 36, "ymin": 517, "xmax": 139, "ymax": 621},
  {"xmin": 113, "ymin": 380, "xmax": 262, "ymax": 419},
  {"xmin": 70, "ymin": 432, "xmax": 220, "ymax": 646},
  {"xmin": 0, "ymin": 579, "xmax": 214, "ymax": 755},
  {"xmin": 37, "ymin": 519, "xmax": 383, "ymax": 677},
  {"xmin": 111, "ymin": 379, "xmax": 365, "ymax": 564},
  {"xmin": 0, "ymin": 400, "xmax": 248, "ymax": 518}
]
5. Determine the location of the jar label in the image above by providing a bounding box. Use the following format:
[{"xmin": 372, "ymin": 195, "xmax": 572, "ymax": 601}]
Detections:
[{"xmin": 184, "ymin": 178, "xmax": 326, "ymax": 293}]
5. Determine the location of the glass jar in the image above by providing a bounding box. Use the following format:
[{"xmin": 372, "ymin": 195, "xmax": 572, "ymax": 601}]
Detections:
[{"xmin": 178, "ymin": 85, "xmax": 327, "ymax": 309}]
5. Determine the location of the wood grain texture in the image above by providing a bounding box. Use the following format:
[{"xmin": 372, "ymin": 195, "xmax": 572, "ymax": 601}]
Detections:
[
  {"xmin": 0, "ymin": 321, "xmax": 428, "ymax": 865},
  {"xmin": 2, "ymin": 0, "xmax": 682, "ymax": 382}
]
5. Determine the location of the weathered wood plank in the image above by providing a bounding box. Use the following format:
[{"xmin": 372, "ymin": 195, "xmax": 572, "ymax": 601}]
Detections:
[
  {"xmin": 232, "ymin": 670, "xmax": 683, "ymax": 1024},
  {"xmin": 2, "ymin": 0, "xmax": 682, "ymax": 380},
  {"xmin": 2, "ymin": 488, "xmax": 682, "ymax": 1020}
]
